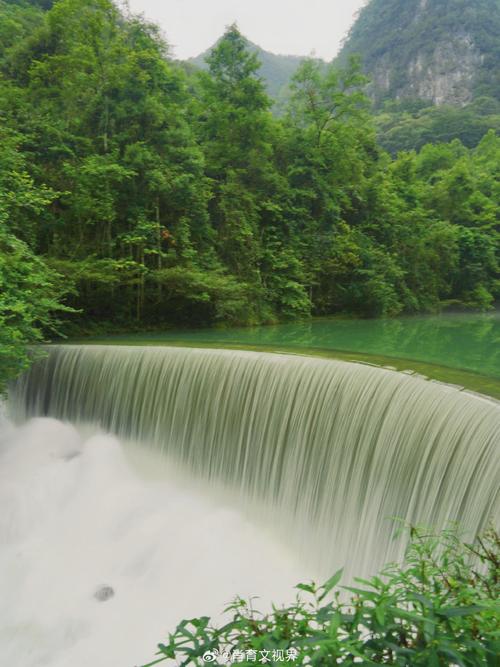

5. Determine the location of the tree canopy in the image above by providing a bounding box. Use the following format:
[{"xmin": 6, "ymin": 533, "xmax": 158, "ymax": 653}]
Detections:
[{"xmin": 0, "ymin": 1, "xmax": 498, "ymax": 387}]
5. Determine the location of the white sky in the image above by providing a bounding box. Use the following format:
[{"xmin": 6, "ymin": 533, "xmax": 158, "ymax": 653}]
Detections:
[{"xmin": 125, "ymin": 0, "xmax": 367, "ymax": 61}]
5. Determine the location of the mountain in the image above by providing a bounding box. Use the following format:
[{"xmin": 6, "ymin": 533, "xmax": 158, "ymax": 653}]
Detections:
[
  {"xmin": 189, "ymin": 38, "xmax": 324, "ymax": 100},
  {"xmin": 190, "ymin": 1, "xmax": 500, "ymax": 113},
  {"xmin": 186, "ymin": 4, "xmax": 500, "ymax": 152},
  {"xmin": 337, "ymin": 0, "xmax": 500, "ymax": 109}
]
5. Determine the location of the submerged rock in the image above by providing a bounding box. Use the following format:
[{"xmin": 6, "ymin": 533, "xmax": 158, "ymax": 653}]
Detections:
[
  {"xmin": 63, "ymin": 451, "xmax": 81, "ymax": 461},
  {"xmin": 94, "ymin": 585, "xmax": 114, "ymax": 602}
]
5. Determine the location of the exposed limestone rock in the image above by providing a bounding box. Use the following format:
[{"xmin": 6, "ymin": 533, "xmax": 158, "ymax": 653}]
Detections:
[
  {"xmin": 337, "ymin": 0, "xmax": 499, "ymax": 109},
  {"xmin": 403, "ymin": 34, "xmax": 483, "ymax": 106}
]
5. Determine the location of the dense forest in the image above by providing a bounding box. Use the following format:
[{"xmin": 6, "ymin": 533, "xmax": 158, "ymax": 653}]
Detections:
[
  {"xmin": 0, "ymin": 0, "xmax": 499, "ymax": 388},
  {"xmin": 374, "ymin": 97, "xmax": 500, "ymax": 154}
]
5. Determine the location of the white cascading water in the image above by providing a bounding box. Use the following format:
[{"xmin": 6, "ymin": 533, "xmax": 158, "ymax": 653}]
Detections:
[
  {"xmin": 3, "ymin": 345, "xmax": 500, "ymax": 666},
  {"xmin": 0, "ymin": 412, "xmax": 307, "ymax": 667}
]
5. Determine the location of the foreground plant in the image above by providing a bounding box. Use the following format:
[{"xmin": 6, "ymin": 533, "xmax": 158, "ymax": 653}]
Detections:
[{"xmin": 140, "ymin": 526, "xmax": 499, "ymax": 666}]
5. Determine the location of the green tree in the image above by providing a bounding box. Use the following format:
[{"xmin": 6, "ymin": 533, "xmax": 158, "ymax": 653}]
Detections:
[
  {"xmin": 197, "ymin": 25, "xmax": 310, "ymax": 320},
  {"xmin": 0, "ymin": 130, "xmax": 69, "ymax": 391}
]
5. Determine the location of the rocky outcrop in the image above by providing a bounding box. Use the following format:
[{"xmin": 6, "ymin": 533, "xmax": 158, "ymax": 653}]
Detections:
[
  {"xmin": 370, "ymin": 33, "xmax": 484, "ymax": 107},
  {"xmin": 405, "ymin": 35, "xmax": 483, "ymax": 106},
  {"xmin": 337, "ymin": 0, "xmax": 500, "ymax": 109}
]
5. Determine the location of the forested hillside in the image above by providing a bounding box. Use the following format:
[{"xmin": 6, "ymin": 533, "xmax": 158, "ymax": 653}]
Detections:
[
  {"xmin": 189, "ymin": 37, "xmax": 312, "ymax": 102},
  {"xmin": 337, "ymin": 0, "xmax": 500, "ymax": 152},
  {"xmin": 338, "ymin": 0, "xmax": 500, "ymax": 107},
  {"xmin": 190, "ymin": 0, "xmax": 500, "ymax": 152},
  {"xmin": 374, "ymin": 97, "xmax": 500, "ymax": 154},
  {"xmin": 0, "ymin": 0, "xmax": 499, "ymax": 382}
]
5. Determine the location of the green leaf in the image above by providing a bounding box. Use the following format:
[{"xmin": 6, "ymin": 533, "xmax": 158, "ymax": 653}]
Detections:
[
  {"xmin": 437, "ymin": 605, "xmax": 484, "ymax": 618},
  {"xmin": 374, "ymin": 605, "xmax": 386, "ymax": 626},
  {"xmin": 296, "ymin": 583, "xmax": 316, "ymax": 594},
  {"xmin": 438, "ymin": 647, "xmax": 466, "ymax": 666},
  {"xmin": 319, "ymin": 569, "xmax": 344, "ymax": 601}
]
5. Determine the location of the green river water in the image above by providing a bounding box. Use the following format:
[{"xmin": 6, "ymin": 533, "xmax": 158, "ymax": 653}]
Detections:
[{"xmin": 74, "ymin": 312, "xmax": 500, "ymax": 399}]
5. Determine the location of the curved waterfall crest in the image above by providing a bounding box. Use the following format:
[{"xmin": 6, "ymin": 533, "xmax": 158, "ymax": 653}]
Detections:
[{"xmin": 10, "ymin": 345, "xmax": 500, "ymax": 576}]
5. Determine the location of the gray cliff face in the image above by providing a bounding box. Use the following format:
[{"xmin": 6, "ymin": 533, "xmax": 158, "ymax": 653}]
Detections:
[
  {"xmin": 404, "ymin": 35, "xmax": 483, "ymax": 106},
  {"xmin": 371, "ymin": 33, "xmax": 483, "ymax": 107},
  {"xmin": 338, "ymin": 0, "xmax": 500, "ymax": 109}
]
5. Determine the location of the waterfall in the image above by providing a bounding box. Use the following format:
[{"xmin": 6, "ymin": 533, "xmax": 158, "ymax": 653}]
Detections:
[{"xmin": 10, "ymin": 345, "xmax": 500, "ymax": 578}]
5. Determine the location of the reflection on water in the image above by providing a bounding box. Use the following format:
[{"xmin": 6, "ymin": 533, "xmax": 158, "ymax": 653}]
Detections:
[{"xmin": 90, "ymin": 312, "xmax": 500, "ymax": 379}]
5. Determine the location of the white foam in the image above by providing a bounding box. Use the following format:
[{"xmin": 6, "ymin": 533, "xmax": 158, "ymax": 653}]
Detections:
[{"xmin": 0, "ymin": 417, "xmax": 307, "ymax": 667}]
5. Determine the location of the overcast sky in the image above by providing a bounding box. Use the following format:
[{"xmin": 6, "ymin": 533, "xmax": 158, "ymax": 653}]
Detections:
[{"xmin": 125, "ymin": 0, "xmax": 367, "ymax": 61}]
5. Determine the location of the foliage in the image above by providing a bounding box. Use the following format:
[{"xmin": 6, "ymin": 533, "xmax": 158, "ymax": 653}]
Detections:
[
  {"xmin": 0, "ymin": 227, "xmax": 68, "ymax": 392},
  {"xmin": 0, "ymin": 1, "xmax": 498, "ymax": 344},
  {"xmin": 375, "ymin": 100, "xmax": 500, "ymax": 155},
  {"xmin": 189, "ymin": 34, "xmax": 311, "ymax": 103},
  {"xmin": 139, "ymin": 526, "xmax": 500, "ymax": 666},
  {"xmin": 0, "ymin": 130, "xmax": 70, "ymax": 391},
  {"xmin": 0, "ymin": 0, "xmax": 45, "ymax": 64}
]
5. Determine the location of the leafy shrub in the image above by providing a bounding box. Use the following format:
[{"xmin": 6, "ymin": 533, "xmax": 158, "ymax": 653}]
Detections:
[
  {"xmin": 0, "ymin": 225, "xmax": 72, "ymax": 393},
  {"xmin": 140, "ymin": 526, "xmax": 500, "ymax": 666}
]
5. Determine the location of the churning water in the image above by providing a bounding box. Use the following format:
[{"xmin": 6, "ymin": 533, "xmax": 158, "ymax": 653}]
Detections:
[
  {"xmin": 0, "ymin": 414, "xmax": 306, "ymax": 667},
  {"xmin": 3, "ymin": 344, "xmax": 500, "ymax": 666}
]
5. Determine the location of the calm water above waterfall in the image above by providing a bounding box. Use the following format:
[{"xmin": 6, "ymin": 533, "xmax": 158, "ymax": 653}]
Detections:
[{"xmin": 84, "ymin": 312, "xmax": 500, "ymax": 379}]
